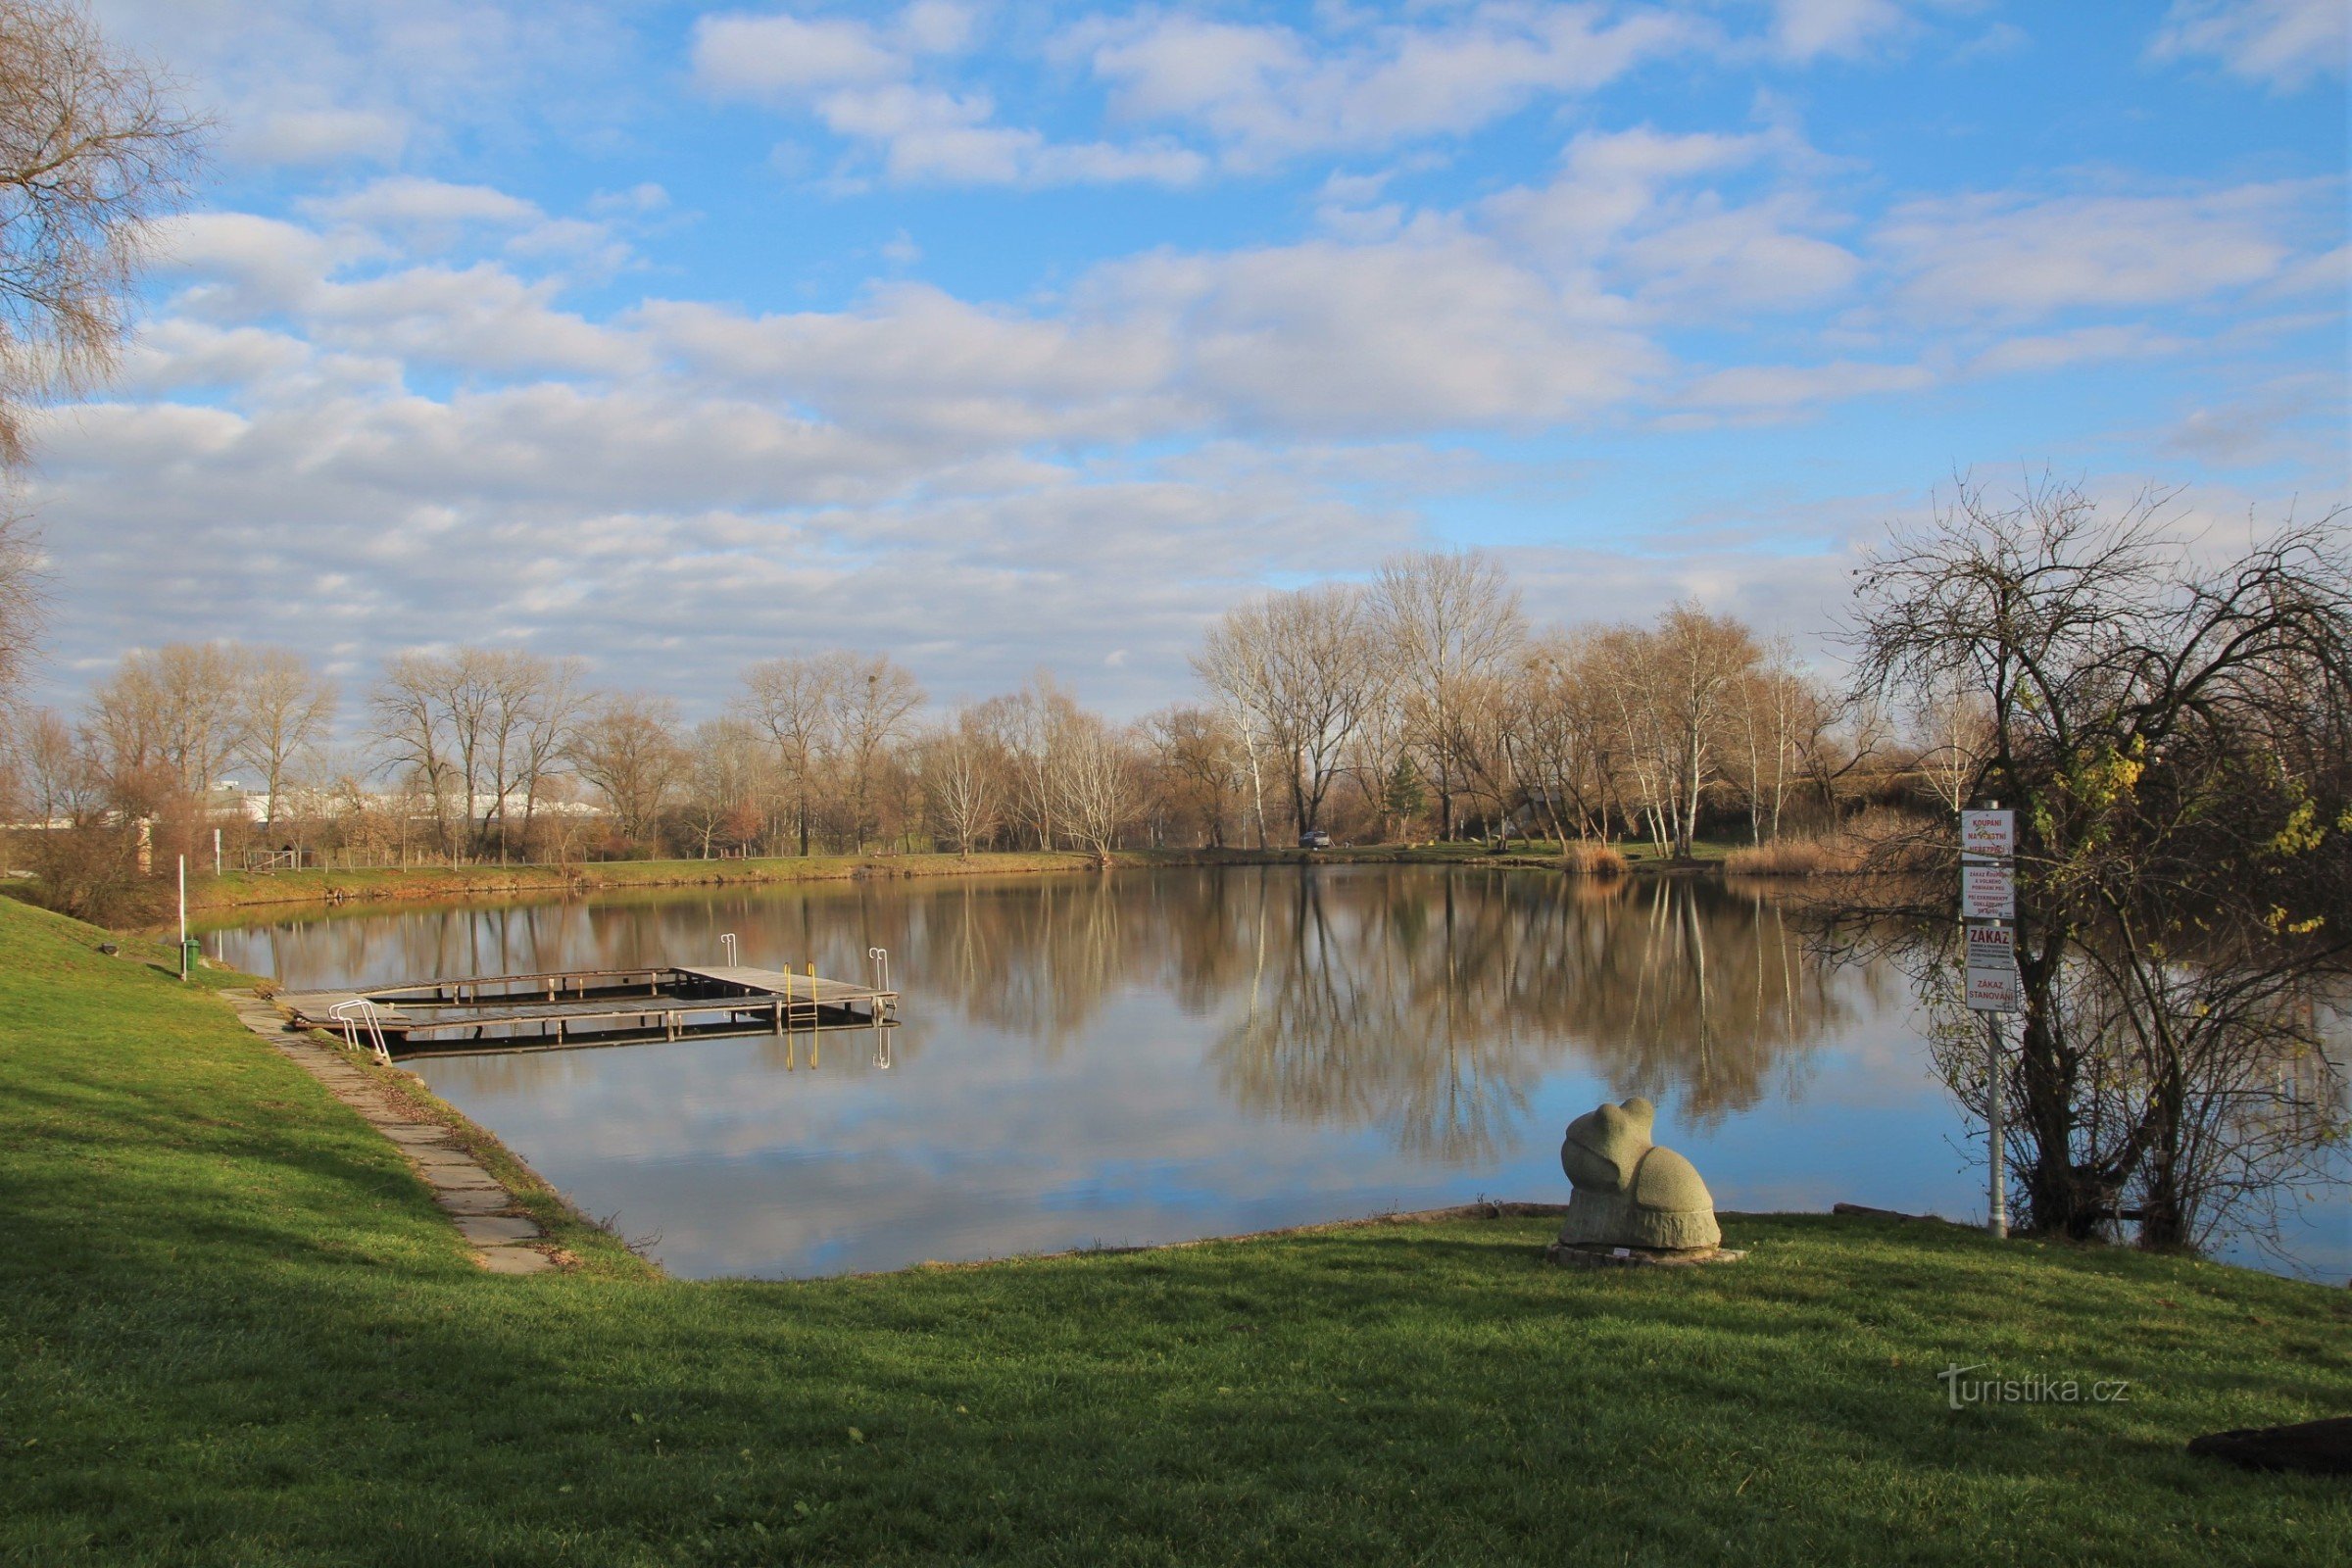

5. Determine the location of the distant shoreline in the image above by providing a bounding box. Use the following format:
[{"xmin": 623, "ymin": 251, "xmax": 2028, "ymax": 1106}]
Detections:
[{"xmin": 180, "ymin": 841, "xmax": 1735, "ymax": 915}]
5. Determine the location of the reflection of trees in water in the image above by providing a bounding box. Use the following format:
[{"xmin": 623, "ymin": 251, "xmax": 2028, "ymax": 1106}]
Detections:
[
  {"xmin": 917, "ymin": 877, "xmax": 1157, "ymax": 1053},
  {"xmin": 1543, "ymin": 879, "xmax": 1859, "ymax": 1127},
  {"xmin": 1205, "ymin": 870, "xmax": 1536, "ymax": 1164},
  {"xmin": 1200, "ymin": 869, "xmax": 1852, "ymax": 1161},
  {"xmin": 223, "ymin": 868, "xmax": 1853, "ymax": 1163}
]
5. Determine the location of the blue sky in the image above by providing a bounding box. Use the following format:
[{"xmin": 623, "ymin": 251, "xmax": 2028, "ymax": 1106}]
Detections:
[{"xmin": 23, "ymin": 0, "xmax": 2348, "ymax": 719}]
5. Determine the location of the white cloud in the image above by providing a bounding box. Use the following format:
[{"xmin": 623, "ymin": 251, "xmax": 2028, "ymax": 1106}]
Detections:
[
  {"xmin": 1679, "ymin": 359, "xmax": 1933, "ymax": 414},
  {"xmin": 92, "ymin": 0, "xmax": 645, "ymax": 167},
  {"xmin": 2157, "ymin": 373, "xmax": 2347, "ymax": 469},
  {"xmin": 219, "ymin": 107, "xmax": 409, "ymax": 167},
  {"xmin": 1878, "ymin": 183, "xmax": 2326, "ymax": 316},
  {"xmin": 310, "ymin": 266, "xmax": 648, "ymax": 378},
  {"xmin": 639, "ymin": 283, "xmax": 1184, "ymax": 445},
  {"xmin": 1616, "ymin": 195, "xmax": 1862, "ymax": 310},
  {"xmin": 2149, "ymin": 0, "xmax": 2348, "ymax": 91},
  {"xmin": 694, "ymin": 7, "xmax": 1203, "ymax": 187},
  {"xmin": 1768, "ymin": 0, "xmax": 1912, "ymax": 63},
  {"xmin": 303, "ymin": 175, "xmax": 543, "ymax": 233},
  {"xmin": 151, "ymin": 212, "xmax": 352, "ymax": 317},
  {"xmin": 1083, "ymin": 4, "xmax": 1705, "ymax": 166},
  {"xmin": 1485, "ymin": 125, "xmax": 1858, "ymax": 315},
  {"xmin": 1968, "ymin": 325, "xmax": 2189, "ymax": 377},
  {"xmin": 691, "ymin": 12, "xmax": 909, "ymax": 98},
  {"xmin": 1106, "ymin": 230, "xmax": 1662, "ymax": 435}
]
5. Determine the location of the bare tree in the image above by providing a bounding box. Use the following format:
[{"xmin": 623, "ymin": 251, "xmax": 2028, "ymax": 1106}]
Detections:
[
  {"xmin": 1909, "ymin": 664, "xmax": 1995, "ymax": 818},
  {"xmin": 1501, "ymin": 631, "xmax": 1620, "ymax": 845},
  {"xmin": 830, "ymin": 652, "xmax": 923, "ymax": 853},
  {"xmin": 916, "ymin": 710, "xmax": 1003, "ymax": 858},
  {"xmin": 508, "ymin": 655, "xmax": 587, "ymax": 860},
  {"xmin": 568, "ymin": 693, "xmax": 683, "ymax": 849},
  {"xmin": 1141, "ymin": 704, "xmax": 1243, "ymax": 848},
  {"xmin": 975, "ymin": 672, "xmax": 1083, "ymax": 851},
  {"xmin": 10, "ymin": 703, "xmax": 91, "ymax": 821},
  {"xmin": 0, "ymin": 508, "xmax": 35, "ymax": 708},
  {"xmin": 741, "ymin": 654, "xmax": 842, "ymax": 856},
  {"xmin": 1054, "ymin": 712, "xmax": 1137, "ymax": 864},
  {"xmin": 84, "ymin": 642, "xmax": 243, "ymax": 808},
  {"xmin": 2, "ymin": 0, "xmax": 203, "ymax": 469},
  {"xmin": 369, "ymin": 653, "xmax": 461, "ymax": 856},
  {"xmin": 1852, "ymin": 476, "xmax": 2352, "ymax": 1247},
  {"xmin": 1371, "ymin": 551, "xmax": 1524, "ymax": 840},
  {"xmin": 234, "ymin": 647, "xmax": 334, "ymax": 831},
  {"xmin": 1197, "ymin": 584, "xmax": 1383, "ymax": 838},
  {"xmin": 679, "ymin": 715, "xmax": 765, "ymax": 859}
]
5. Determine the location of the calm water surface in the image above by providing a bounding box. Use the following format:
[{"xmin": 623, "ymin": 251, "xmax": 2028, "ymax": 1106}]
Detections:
[{"xmin": 212, "ymin": 866, "xmax": 2349, "ymax": 1280}]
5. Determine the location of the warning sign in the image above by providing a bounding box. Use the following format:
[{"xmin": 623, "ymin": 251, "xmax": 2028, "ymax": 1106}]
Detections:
[
  {"xmin": 1964, "ymin": 921, "xmax": 2018, "ymax": 1012},
  {"xmin": 1962, "ymin": 862, "xmax": 2015, "ymax": 920},
  {"xmin": 1961, "ymin": 808, "xmax": 2014, "ymax": 860},
  {"xmin": 1966, "ymin": 968, "xmax": 2021, "ymax": 1012},
  {"xmin": 1964, "ymin": 922, "xmax": 2015, "ymax": 970}
]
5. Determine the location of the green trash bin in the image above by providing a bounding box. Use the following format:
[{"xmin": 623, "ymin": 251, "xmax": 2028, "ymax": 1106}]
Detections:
[{"xmin": 180, "ymin": 937, "xmax": 202, "ymax": 978}]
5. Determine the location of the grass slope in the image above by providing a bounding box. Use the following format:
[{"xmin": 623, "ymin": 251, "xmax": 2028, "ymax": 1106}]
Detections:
[{"xmin": 1, "ymin": 897, "xmax": 2345, "ymax": 1566}]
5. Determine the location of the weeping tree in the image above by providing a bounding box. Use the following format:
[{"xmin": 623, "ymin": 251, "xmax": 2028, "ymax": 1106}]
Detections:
[{"xmin": 1850, "ymin": 477, "xmax": 2351, "ymax": 1249}]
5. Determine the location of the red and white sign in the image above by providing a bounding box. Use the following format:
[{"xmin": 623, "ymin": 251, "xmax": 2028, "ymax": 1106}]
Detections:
[
  {"xmin": 1964, "ymin": 922, "xmax": 2015, "ymax": 971},
  {"xmin": 1966, "ymin": 967, "xmax": 2021, "ymax": 1012},
  {"xmin": 1962, "ymin": 862, "xmax": 2015, "ymax": 921},
  {"xmin": 1961, "ymin": 808, "xmax": 2014, "ymax": 860},
  {"xmin": 1964, "ymin": 921, "xmax": 2018, "ymax": 1012}
]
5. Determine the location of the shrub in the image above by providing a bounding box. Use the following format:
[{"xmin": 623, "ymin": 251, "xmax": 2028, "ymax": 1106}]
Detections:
[{"xmin": 1560, "ymin": 840, "xmax": 1631, "ymax": 877}]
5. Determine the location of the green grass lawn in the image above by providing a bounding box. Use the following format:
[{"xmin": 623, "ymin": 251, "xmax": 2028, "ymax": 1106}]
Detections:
[{"xmin": 2, "ymin": 896, "xmax": 2345, "ymax": 1566}]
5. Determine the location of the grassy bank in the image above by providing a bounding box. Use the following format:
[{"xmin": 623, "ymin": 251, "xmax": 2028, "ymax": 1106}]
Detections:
[
  {"xmin": 174, "ymin": 839, "xmax": 1742, "ymax": 915},
  {"xmin": 183, "ymin": 849, "xmax": 1135, "ymax": 913},
  {"xmin": 3, "ymin": 896, "xmax": 2345, "ymax": 1566}
]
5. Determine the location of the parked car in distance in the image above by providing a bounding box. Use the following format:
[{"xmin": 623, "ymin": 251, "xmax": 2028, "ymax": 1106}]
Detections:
[{"xmin": 1298, "ymin": 829, "xmax": 1333, "ymax": 850}]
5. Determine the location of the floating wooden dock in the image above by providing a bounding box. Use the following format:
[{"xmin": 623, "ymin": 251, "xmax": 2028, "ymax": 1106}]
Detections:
[{"xmin": 281, "ymin": 961, "xmax": 898, "ymax": 1059}]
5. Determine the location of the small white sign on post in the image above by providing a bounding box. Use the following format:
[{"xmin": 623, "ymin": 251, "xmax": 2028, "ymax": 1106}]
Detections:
[
  {"xmin": 1961, "ymin": 862, "xmax": 2015, "ymax": 921},
  {"xmin": 1961, "ymin": 808, "xmax": 2014, "ymax": 860}
]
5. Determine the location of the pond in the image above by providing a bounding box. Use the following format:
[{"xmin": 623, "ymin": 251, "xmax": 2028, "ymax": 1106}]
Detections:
[{"xmin": 210, "ymin": 865, "xmax": 2349, "ymax": 1281}]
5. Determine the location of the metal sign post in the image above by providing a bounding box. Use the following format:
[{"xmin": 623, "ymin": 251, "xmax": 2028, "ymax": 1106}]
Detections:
[{"xmin": 1960, "ymin": 806, "xmax": 2017, "ymax": 1238}]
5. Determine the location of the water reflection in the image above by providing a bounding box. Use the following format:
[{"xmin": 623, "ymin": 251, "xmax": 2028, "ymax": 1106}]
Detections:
[
  {"xmin": 210, "ymin": 867, "xmax": 2339, "ymax": 1280},
  {"xmin": 221, "ymin": 870, "xmax": 1852, "ymax": 1159}
]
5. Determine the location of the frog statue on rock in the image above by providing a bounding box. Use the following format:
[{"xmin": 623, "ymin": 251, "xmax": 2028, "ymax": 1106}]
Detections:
[{"xmin": 1554, "ymin": 1097, "xmax": 1721, "ymax": 1253}]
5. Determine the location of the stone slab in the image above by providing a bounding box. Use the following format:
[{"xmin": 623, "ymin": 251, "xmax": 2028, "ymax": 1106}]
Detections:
[
  {"xmin": 434, "ymin": 1188, "xmax": 513, "ymax": 1215},
  {"xmin": 477, "ymin": 1247, "xmax": 555, "ymax": 1275},
  {"xmin": 457, "ymin": 1214, "xmax": 543, "ymax": 1245},
  {"xmin": 421, "ymin": 1167, "xmax": 504, "ymax": 1191}
]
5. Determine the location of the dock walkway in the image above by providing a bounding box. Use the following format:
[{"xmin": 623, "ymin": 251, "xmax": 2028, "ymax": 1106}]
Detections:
[{"xmin": 282, "ymin": 960, "xmax": 897, "ymax": 1057}]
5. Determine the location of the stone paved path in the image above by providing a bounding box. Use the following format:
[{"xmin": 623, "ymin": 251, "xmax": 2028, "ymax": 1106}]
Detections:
[{"xmin": 222, "ymin": 990, "xmax": 557, "ymax": 1275}]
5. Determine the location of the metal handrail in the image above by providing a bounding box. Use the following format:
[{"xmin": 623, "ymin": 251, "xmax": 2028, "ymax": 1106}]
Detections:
[
  {"xmin": 719, "ymin": 932, "xmax": 738, "ymax": 966},
  {"xmin": 867, "ymin": 946, "xmax": 891, "ymax": 998},
  {"xmin": 328, "ymin": 998, "xmax": 393, "ymax": 1066}
]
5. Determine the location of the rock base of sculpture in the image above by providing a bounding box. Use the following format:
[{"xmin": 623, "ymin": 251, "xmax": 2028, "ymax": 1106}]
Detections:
[
  {"xmin": 1544, "ymin": 1239, "xmax": 1745, "ymax": 1269},
  {"xmin": 1554, "ymin": 1187, "xmax": 1721, "ymax": 1251}
]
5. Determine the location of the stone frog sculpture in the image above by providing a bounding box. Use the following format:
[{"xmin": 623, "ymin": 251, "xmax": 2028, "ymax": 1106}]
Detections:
[{"xmin": 1556, "ymin": 1097, "xmax": 1721, "ymax": 1252}]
